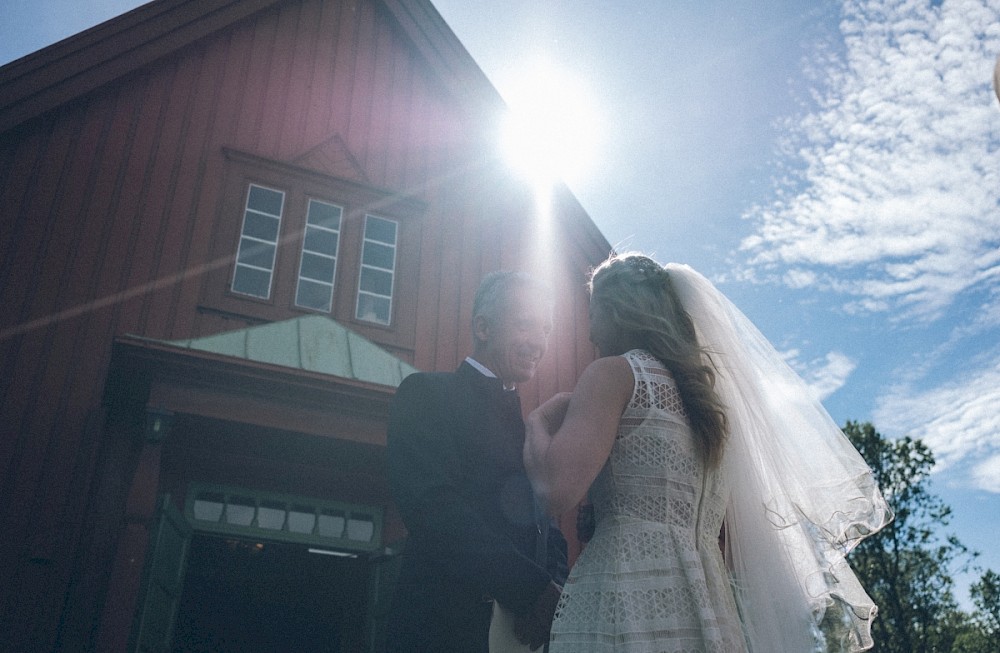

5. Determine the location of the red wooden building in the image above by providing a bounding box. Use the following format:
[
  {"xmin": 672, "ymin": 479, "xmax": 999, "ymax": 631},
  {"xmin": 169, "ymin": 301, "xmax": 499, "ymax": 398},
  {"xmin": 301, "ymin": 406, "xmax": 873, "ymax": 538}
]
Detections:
[{"xmin": 0, "ymin": 0, "xmax": 611, "ymax": 650}]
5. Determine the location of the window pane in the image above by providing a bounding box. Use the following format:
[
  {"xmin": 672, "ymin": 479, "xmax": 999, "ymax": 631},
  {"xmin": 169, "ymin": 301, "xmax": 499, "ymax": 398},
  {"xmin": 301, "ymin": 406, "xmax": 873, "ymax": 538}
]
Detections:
[
  {"xmin": 288, "ymin": 507, "xmax": 316, "ymax": 534},
  {"xmin": 357, "ymin": 294, "xmax": 390, "ymax": 324},
  {"xmin": 307, "ymin": 200, "xmax": 342, "ymax": 229},
  {"xmin": 360, "ymin": 267, "xmax": 392, "ymax": 296},
  {"xmin": 299, "ymin": 252, "xmax": 336, "ymax": 282},
  {"xmin": 296, "ymin": 279, "xmax": 333, "ymax": 312},
  {"xmin": 257, "ymin": 501, "xmax": 286, "ymax": 530},
  {"xmin": 247, "ymin": 185, "xmax": 283, "ymax": 216},
  {"xmin": 346, "ymin": 515, "xmax": 375, "ymax": 542},
  {"xmin": 318, "ymin": 510, "xmax": 346, "ymax": 539},
  {"xmin": 304, "ymin": 227, "xmax": 338, "ymax": 255},
  {"xmin": 225, "ymin": 497, "xmax": 256, "ymax": 526},
  {"xmin": 243, "ymin": 211, "xmax": 280, "ymax": 241},
  {"xmin": 364, "ymin": 216, "xmax": 396, "ymax": 244},
  {"xmin": 232, "ymin": 266, "xmax": 271, "ymax": 298},
  {"xmin": 362, "ymin": 241, "xmax": 394, "ymax": 269},
  {"xmin": 237, "ymin": 239, "xmax": 276, "ymax": 269},
  {"xmin": 371, "ymin": 296, "xmax": 390, "ymax": 323},
  {"xmin": 193, "ymin": 492, "xmax": 225, "ymax": 522}
]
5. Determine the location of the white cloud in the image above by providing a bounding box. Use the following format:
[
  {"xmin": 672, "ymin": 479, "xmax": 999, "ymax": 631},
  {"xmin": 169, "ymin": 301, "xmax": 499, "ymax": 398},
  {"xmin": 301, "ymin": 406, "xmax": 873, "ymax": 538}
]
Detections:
[
  {"xmin": 888, "ymin": 294, "xmax": 1000, "ymax": 388},
  {"xmin": 740, "ymin": 0, "xmax": 1000, "ymax": 321},
  {"xmin": 784, "ymin": 349, "xmax": 857, "ymax": 401},
  {"xmin": 972, "ymin": 455, "xmax": 1000, "ymax": 493},
  {"xmin": 873, "ymin": 351, "xmax": 1000, "ymax": 491}
]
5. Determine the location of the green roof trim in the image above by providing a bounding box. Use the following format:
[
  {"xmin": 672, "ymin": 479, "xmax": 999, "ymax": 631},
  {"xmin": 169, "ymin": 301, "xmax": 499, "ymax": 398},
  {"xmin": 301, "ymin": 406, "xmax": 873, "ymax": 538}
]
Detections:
[{"xmin": 155, "ymin": 315, "xmax": 418, "ymax": 388}]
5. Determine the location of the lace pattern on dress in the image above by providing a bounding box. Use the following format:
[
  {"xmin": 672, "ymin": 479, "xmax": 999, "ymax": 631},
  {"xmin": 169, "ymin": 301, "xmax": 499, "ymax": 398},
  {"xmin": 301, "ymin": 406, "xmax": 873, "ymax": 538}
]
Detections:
[{"xmin": 549, "ymin": 350, "xmax": 747, "ymax": 653}]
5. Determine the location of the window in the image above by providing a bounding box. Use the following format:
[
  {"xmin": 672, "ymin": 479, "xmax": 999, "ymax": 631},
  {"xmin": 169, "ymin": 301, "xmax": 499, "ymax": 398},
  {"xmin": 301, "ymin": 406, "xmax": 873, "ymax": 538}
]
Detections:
[
  {"xmin": 206, "ymin": 149, "xmax": 422, "ymax": 340},
  {"xmin": 356, "ymin": 215, "xmax": 397, "ymax": 325},
  {"xmin": 186, "ymin": 483, "xmax": 384, "ymax": 552},
  {"xmin": 295, "ymin": 199, "xmax": 342, "ymax": 312},
  {"xmin": 231, "ymin": 185, "xmax": 284, "ymax": 299}
]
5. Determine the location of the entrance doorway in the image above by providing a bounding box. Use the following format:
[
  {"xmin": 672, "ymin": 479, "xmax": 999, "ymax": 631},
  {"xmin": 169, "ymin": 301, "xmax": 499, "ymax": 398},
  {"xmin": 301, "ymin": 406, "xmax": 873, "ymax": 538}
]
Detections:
[{"xmin": 171, "ymin": 534, "xmax": 368, "ymax": 652}]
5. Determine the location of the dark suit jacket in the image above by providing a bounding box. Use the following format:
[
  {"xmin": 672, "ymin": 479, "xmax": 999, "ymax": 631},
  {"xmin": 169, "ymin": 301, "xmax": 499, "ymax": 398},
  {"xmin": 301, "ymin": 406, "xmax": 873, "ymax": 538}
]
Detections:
[{"xmin": 386, "ymin": 361, "xmax": 567, "ymax": 653}]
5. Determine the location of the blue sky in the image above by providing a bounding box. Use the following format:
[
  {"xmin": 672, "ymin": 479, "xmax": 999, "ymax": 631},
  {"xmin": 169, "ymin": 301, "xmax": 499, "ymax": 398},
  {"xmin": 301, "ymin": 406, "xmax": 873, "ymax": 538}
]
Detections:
[{"xmin": 3, "ymin": 0, "xmax": 998, "ymax": 607}]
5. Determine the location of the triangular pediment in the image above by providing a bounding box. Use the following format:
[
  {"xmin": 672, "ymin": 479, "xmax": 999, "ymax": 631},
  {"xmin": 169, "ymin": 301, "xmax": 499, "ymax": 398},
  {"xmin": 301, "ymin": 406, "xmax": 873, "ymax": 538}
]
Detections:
[{"xmin": 289, "ymin": 133, "xmax": 370, "ymax": 185}]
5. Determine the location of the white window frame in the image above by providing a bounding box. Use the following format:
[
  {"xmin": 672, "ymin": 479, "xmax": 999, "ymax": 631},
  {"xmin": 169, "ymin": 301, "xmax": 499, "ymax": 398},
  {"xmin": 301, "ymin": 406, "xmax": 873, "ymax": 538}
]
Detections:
[
  {"xmin": 231, "ymin": 184, "xmax": 285, "ymax": 300},
  {"xmin": 294, "ymin": 198, "xmax": 343, "ymax": 312},
  {"xmin": 355, "ymin": 214, "xmax": 398, "ymax": 325}
]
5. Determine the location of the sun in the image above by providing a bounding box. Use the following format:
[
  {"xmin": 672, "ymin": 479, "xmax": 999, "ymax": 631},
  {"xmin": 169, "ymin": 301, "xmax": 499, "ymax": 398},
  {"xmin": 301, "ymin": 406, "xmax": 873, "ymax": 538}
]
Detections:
[{"xmin": 498, "ymin": 59, "xmax": 602, "ymax": 188}]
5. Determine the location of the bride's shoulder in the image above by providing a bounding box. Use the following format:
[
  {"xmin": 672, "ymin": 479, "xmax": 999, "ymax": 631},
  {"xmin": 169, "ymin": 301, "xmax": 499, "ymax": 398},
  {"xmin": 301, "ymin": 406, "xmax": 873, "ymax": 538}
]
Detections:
[
  {"xmin": 588, "ymin": 353, "xmax": 634, "ymax": 372},
  {"xmin": 582, "ymin": 355, "xmax": 634, "ymax": 391}
]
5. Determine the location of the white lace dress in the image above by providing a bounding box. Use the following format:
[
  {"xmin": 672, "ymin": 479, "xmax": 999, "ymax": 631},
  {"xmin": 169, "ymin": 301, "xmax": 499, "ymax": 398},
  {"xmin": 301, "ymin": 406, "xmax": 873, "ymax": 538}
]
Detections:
[{"xmin": 548, "ymin": 350, "xmax": 747, "ymax": 653}]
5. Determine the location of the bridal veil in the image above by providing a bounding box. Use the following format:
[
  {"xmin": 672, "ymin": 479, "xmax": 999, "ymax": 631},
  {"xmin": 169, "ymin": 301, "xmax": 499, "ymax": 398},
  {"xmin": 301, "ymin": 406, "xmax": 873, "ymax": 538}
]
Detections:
[{"xmin": 664, "ymin": 263, "xmax": 893, "ymax": 652}]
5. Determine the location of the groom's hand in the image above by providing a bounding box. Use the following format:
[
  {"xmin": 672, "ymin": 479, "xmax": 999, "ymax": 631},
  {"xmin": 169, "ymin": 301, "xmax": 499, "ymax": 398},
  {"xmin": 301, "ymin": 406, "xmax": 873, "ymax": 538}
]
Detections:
[{"xmin": 513, "ymin": 581, "xmax": 562, "ymax": 650}]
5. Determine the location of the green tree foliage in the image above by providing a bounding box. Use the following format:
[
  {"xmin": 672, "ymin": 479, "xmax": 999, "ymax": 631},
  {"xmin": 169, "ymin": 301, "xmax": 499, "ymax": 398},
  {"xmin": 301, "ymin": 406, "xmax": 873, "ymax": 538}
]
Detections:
[
  {"xmin": 969, "ymin": 569, "xmax": 1000, "ymax": 636},
  {"xmin": 841, "ymin": 421, "xmax": 990, "ymax": 652},
  {"xmin": 948, "ymin": 569, "xmax": 1000, "ymax": 651}
]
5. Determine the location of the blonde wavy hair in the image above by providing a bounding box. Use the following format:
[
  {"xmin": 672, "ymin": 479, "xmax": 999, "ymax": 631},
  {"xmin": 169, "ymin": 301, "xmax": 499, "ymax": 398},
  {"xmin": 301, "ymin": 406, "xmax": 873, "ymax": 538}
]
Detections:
[{"xmin": 589, "ymin": 253, "xmax": 728, "ymax": 467}]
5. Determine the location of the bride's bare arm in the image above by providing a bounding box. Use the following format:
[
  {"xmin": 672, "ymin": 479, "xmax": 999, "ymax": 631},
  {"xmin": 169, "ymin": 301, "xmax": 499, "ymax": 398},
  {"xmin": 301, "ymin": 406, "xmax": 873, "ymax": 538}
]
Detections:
[{"xmin": 524, "ymin": 356, "xmax": 633, "ymax": 515}]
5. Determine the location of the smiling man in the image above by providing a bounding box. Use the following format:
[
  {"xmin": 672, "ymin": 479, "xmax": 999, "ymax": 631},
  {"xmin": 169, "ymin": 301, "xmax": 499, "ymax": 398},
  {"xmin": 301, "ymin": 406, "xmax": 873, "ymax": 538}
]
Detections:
[{"xmin": 386, "ymin": 271, "xmax": 566, "ymax": 653}]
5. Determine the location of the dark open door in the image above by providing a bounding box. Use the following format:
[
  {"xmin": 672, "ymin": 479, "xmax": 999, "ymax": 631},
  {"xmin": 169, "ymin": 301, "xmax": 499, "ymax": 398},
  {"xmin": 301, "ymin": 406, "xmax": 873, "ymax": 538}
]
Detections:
[{"xmin": 131, "ymin": 494, "xmax": 191, "ymax": 653}]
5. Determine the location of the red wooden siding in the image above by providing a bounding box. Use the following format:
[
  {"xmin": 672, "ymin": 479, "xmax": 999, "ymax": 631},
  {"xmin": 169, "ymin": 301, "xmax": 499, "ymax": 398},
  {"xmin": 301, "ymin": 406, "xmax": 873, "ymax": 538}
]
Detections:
[{"xmin": 0, "ymin": 0, "xmax": 610, "ymax": 649}]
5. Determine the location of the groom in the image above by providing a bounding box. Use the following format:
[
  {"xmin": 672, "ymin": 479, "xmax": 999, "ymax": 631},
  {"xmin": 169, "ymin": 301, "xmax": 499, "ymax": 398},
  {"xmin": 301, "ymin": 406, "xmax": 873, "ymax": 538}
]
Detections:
[{"xmin": 386, "ymin": 271, "xmax": 566, "ymax": 652}]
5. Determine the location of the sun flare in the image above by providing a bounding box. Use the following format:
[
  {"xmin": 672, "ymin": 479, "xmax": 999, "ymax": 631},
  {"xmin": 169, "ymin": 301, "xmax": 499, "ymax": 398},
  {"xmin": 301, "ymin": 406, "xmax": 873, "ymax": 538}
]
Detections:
[{"xmin": 499, "ymin": 59, "xmax": 602, "ymax": 188}]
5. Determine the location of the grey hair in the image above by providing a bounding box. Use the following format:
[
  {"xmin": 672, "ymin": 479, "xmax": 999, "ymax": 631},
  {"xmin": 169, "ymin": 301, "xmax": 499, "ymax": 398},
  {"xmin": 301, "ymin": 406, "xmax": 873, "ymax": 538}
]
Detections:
[{"xmin": 472, "ymin": 271, "xmax": 550, "ymax": 327}]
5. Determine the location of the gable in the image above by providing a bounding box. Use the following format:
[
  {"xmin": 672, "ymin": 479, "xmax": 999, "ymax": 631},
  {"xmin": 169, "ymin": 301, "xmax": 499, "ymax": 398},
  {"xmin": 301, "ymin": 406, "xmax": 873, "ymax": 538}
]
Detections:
[
  {"xmin": 0, "ymin": 0, "xmax": 499, "ymax": 136},
  {"xmin": 0, "ymin": 0, "xmax": 612, "ymax": 402},
  {"xmin": 290, "ymin": 133, "xmax": 371, "ymax": 185}
]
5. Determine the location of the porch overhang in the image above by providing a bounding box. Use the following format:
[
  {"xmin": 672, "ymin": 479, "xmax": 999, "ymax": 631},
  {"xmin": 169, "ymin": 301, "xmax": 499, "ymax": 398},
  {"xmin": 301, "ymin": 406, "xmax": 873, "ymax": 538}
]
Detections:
[{"xmin": 106, "ymin": 315, "xmax": 418, "ymax": 447}]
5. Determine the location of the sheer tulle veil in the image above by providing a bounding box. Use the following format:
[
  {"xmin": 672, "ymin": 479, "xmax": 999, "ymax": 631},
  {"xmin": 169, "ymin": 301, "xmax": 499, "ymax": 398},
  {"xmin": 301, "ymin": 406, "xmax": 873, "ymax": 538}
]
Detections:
[{"xmin": 663, "ymin": 263, "xmax": 893, "ymax": 652}]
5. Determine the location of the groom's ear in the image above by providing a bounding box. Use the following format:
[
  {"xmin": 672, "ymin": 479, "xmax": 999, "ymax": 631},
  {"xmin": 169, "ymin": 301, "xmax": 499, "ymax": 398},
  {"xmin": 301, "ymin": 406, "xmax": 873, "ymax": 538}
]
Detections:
[{"xmin": 472, "ymin": 314, "xmax": 491, "ymax": 345}]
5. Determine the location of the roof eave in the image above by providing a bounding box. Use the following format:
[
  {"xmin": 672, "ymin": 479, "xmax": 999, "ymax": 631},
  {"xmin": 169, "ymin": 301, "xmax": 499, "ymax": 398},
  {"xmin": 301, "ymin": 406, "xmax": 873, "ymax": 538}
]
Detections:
[
  {"xmin": 0, "ymin": 0, "xmax": 504, "ymax": 136},
  {"xmin": 110, "ymin": 333, "xmax": 401, "ymax": 406}
]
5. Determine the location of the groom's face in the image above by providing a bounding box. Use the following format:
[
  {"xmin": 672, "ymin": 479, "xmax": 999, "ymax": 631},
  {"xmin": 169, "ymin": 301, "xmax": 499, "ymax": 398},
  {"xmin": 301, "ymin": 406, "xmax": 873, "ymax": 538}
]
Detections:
[{"xmin": 476, "ymin": 285, "xmax": 553, "ymax": 385}]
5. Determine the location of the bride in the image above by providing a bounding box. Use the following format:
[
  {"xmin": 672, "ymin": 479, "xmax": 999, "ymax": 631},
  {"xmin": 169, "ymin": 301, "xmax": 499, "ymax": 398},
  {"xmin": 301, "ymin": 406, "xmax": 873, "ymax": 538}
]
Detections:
[{"xmin": 523, "ymin": 253, "xmax": 892, "ymax": 652}]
